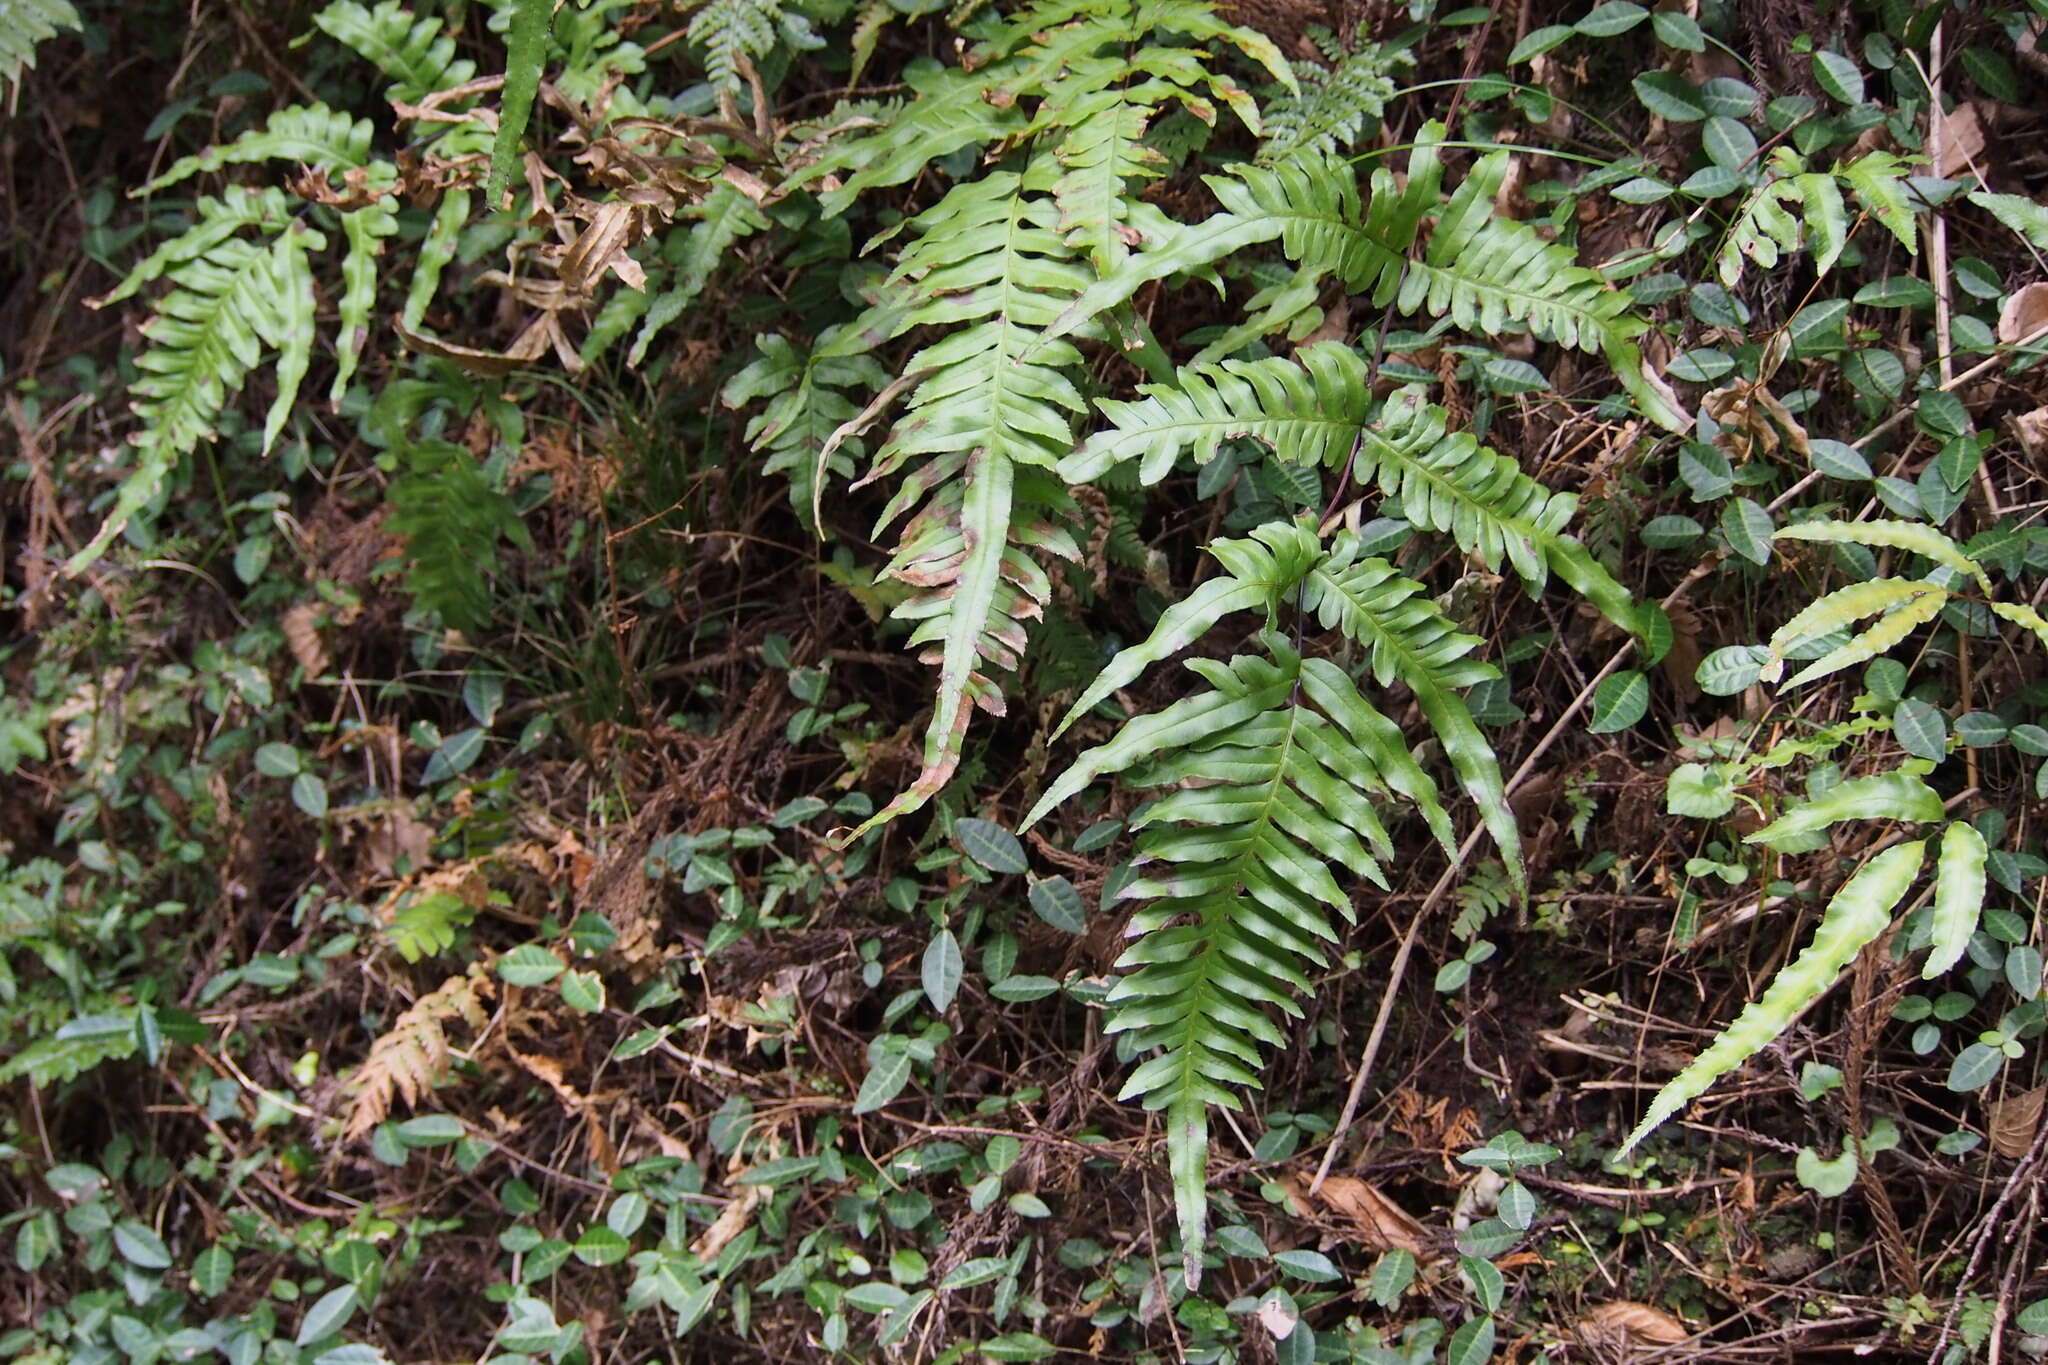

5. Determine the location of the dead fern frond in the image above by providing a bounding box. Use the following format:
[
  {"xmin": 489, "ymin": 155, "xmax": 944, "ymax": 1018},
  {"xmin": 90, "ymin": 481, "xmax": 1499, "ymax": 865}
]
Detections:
[{"xmin": 345, "ymin": 966, "xmax": 493, "ymax": 1141}]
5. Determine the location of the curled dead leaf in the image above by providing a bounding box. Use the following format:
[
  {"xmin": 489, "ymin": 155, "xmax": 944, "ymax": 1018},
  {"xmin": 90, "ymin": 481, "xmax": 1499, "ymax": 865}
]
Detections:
[
  {"xmin": 1255, "ymin": 1293, "xmax": 1298, "ymax": 1341},
  {"xmin": 1277, "ymin": 1172, "xmax": 1429, "ymax": 1258},
  {"xmin": 2012, "ymin": 407, "xmax": 2048, "ymax": 460},
  {"xmin": 1578, "ymin": 1300, "xmax": 1690, "ymax": 1351},
  {"xmin": 283, "ymin": 602, "xmax": 330, "ymax": 678},
  {"xmin": 1990, "ymin": 1084, "xmax": 2044, "ymax": 1158},
  {"xmin": 691, "ymin": 1183, "xmax": 767, "ymax": 1260},
  {"xmin": 2000, "ymin": 282, "xmax": 2048, "ymax": 346}
]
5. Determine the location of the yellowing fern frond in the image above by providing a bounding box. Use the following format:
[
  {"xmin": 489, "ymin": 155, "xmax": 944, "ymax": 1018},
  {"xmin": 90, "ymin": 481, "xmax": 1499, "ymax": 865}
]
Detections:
[{"xmin": 346, "ymin": 968, "xmax": 493, "ymax": 1142}]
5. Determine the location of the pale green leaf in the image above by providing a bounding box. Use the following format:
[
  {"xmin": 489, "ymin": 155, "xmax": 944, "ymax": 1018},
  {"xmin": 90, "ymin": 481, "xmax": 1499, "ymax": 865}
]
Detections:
[
  {"xmin": 1620, "ymin": 840, "xmax": 1925, "ymax": 1153},
  {"xmin": 1776, "ymin": 519, "xmax": 1987, "ymax": 594},
  {"xmin": 1744, "ymin": 769, "xmax": 1944, "ymax": 850}
]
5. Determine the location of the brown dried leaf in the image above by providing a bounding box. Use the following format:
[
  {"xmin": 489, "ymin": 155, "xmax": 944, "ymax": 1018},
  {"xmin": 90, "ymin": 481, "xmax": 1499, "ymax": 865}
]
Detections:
[
  {"xmin": 691, "ymin": 1184, "xmax": 767, "ymax": 1260},
  {"xmin": 1933, "ymin": 100, "xmax": 1988, "ymax": 179},
  {"xmin": 1990, "ymin": 1085, "xmax": 2044, "ymax": 1158},
  {"xmin": 363, "ymin": 810, "xmax": 436, "ymax": 879},
  {"xmin": 1578, "ymin": 1301, "xmax": 1691, "ymax": 1351},
  {"xmin": 282, "ymin": 603, "xmax": 330, "ymax": 677},
  {"xmin": 2000, "ymin": 282, "xmax": 2048, "ymax": 346},
  {"xmin": 2012, "ymin": 406, "xmax": 2048, "ymax": 459},
  {"xmin": 345, "ymin": 969, "xmax": 493, "ymax": 1141},
  {"xmin": 1277, "ymin": 1172, "xmax": 1428, "ymax": 1257}
]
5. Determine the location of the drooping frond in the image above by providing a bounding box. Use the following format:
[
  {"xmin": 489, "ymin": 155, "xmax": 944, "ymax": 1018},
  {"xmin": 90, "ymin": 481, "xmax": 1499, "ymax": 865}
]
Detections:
[
  {"xmin": 1353, "ymin": 388, "xmax": 1639, "ymax": 633},
  {"xmin": 313, "ymin": 0, "xmax": 478, "ymax": 104},
  {"xmin": 1047, "ymin": 130, "xmax": 1686, "ymax": 431},
  {"xmin": 1025, "ymin": 646, "xmax": 1401, "ymax": 1285},
  {"xmin": 1300, "ymin": 533, "xmax": 1517, "ymax": 888},
  {"xmin": 0, "ymin": 0, "xmax": 77, "ymax": 92},
  {"xmin": 334, "ymin": 193, "xmax": 402, "ymax": 404},
  {"xmin": 840, "ymin": 169, "xmax": 1091, "ymax": 833},
  {"xmin": 1063, "ymin": 344, "xmax": 1639, "ymax": 634}
]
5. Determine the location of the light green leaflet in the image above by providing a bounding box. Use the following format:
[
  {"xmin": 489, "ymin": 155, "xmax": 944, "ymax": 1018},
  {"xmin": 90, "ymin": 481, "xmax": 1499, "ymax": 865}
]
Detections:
[
  {"xmin": 1620, "ymin": 840, "xmax": 1925, "ymax": 1154},
  {"xmin": 1761, "ymin": 577, "xmax": 1939, "ymax": 685},
  {"xmin": 1774, "ymin": 519, "xmax": 1988, "ymax": 594},
  {"xmin": 1924, "ymin": 823, "xmax": 1987, "ymax": 979},
  {"xmin": 487, "ymin": 0, "xmax": 552, "ymax": 199},
  {"xmin": 1743, "ymin": 769, "xmax": 1943, "ymax": 852}
]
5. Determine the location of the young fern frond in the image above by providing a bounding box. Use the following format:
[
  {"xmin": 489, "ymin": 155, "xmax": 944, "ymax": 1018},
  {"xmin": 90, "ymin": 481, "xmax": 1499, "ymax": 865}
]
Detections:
[
  {"xmin": 723, "ymin": 332, "xmax": 888, "ymax": 536},
  {"xmin": 1258, "ymin": 36, "xmax": 1398, "ymax": 163},
  {"xmin": 1024, "ymin": 645, "xmax": 1403, "ymax": 1287},
  {"xmin": 1618, "ymin": 840, "xmax": 1926, "ymax": 1155},
  {"xmin": 686, "ymin": 0, "xmax": 818, "ymax": 94},
  {"xmin": 312, "ymin": 0, "xmax": 478, "ymax": 103},
  {"xmin": 0, "ymin": 0, "xmax": 77, "ymax": 92}
]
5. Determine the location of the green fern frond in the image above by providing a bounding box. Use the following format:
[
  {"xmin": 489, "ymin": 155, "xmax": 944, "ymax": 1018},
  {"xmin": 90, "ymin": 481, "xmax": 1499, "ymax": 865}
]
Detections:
[
  {"xmin": 686, "ymin": 0, "xmax": 817, "ymax": 94},
  {"xmin": 1052, "ymin": 519, "xmax": 1322, "ymax": 735},
  {"xmin": 402, "ymin": 181, "xmax": 476, "ymax": 332},
  {"xmin": 1063, "ymin": 343, "xmax": 1640, "ymax": 635},
  {"xmin": 1301, "ymin": 533, "xmax": 1517, "ymax": 881},
  {"xmin": 1258, "ymin": 38, "xmax": 1397, "ymax": 163},
  {"xmin": 623, "ymin": 183, "xmax": 769, "ymax": 369},
  {"xmin": 386, "ymin": 440, "xmax": 534, "ymax": 633},
  {"xmin": 95, "ymin": 189, "xmax": 296, "ymax": 308},
  {"xmin": 1718, "ymin": 147, "xmax": 1917, "ymax": 287},
  {"xmin": 334, "ymin": 195, "xmax": 402, "ymax": 405},
  {"xmin": 804, "ymin": 59, "xmax": 1031, "ymax": 217},
  {"xmin": 835, "ymin": 170, "xmax": 1095, "ymax": 832},
  {"xmin": 1451, "ymin": 859, "xmax": 1512, "ymax": 940},
  {"xmin": 1356, "ymin": 389, "xmax": 1639, "ymax": 634},
  {"xmin": 143, "ymin": 105, "xmax": 376, "ymax": 194},
  {"xmin": 1761, "ymin": 578, "xmax": 1948, "ymax": 688},
  {"xmin": 1026, "ymin": 645, "xmax": 1403, "ymax": 1284},
  {"xmin": 78, "ymin": 227, "xmax": 322, "ymax": 570},
  {"xmin": 1048, "ymin": 130, "xmax": 1685, "ymax": 431},
  {"xmin": 723, "ymin": 331, "xmax": 889, "ymax": 536},
  {"xmin": 313, "ymin": 0, "xmax": 478, "ymax": 105},
  {"xmin": 0, "ymin": 0, "xmax": 77, "ymax": 91}
]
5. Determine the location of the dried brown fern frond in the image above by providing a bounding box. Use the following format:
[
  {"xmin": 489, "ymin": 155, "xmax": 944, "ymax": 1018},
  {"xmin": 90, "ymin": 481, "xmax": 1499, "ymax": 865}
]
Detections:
[{"xmin": 345, "ymin": 966, "xmax": 494, "ymax": 1141}]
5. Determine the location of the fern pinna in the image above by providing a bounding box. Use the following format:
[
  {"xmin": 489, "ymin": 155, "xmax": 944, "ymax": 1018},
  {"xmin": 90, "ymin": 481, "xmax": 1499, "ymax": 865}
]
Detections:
[{"xmin": 1022, "ymin": 511, "xmax": 1625, "ymax": 1282}]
